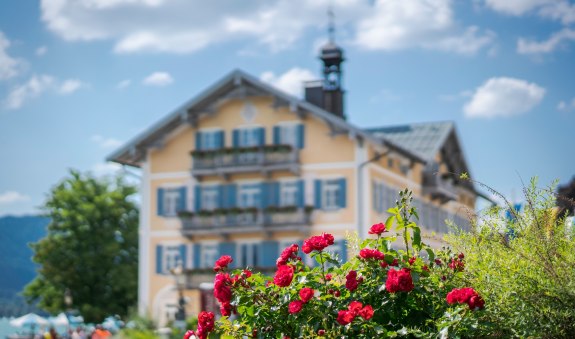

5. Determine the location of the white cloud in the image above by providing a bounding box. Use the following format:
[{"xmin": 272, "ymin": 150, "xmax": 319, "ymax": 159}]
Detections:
[
  {"xmin": 59, "ymin": 79, "xmax": 86, "ymax": 94},
  {"xmin": 538, "ymin": 1, "xmax": 575, "ymax": 25},
  {"xmin": 142, "ymin": 72, "xmax": 173, "ymax": 86},
  {"xmin": 483, "ymin": 0, "xmax": 552, "ymax": 16},
  {"xmin": 354, "ymin": 0, "xmax": 495, "ymax": 55},
  {"xmin": 557, "ymin": 98, "xmax": 575, "ymax": 112},
  {"xmin": 463, "ymin": 77, "xmax": 545, "ymax": 118},
  {"xmin": 0, "ymin": 191, "xmax": 30, "ymax": 204},
  {"xmin": 91, "ymin": 134, "xmax": 123, "ymax": 148},
  {"xmin": 39, "ymin": 0, "xmax": 493, "ymax": 55},
  {"xmin": 260, "ymin": 67, "xmax": 316, "ymax": 97},
  {"xmin": 91, "ymin": 162, "xmax": 123, "ymax": 177},
  {"xmin": 3, "ymin": 75, "xmax": 87, "ymax": 109},
  {"xmin": 4, "ymin": 74, "xmax": 55, "ymax": 109},
  {"xmin": 0, "ymin": 31, "xmax": 23, "ymax": 80},
  {"xmin": 36, "ymin": 46, "xmax": 48, "ymax": 56},
  {"xmin": 517, "ymin": 28, "xmax": 575, "ymax": 55},
  {"xmin": 116, "ymin": 79, "xmax": 131, "ymax": 89}
]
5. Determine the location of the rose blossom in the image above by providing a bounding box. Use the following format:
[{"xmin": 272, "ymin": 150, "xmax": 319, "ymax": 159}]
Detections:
[
  {"xmin": 368, "ymin": 222, "xmax": 387, "ymax": 235},
  {"xmin": 213, "ymin": 273, "xmax": 232, "ymax": 304},
  {"xmin": 345, "ymin": 270, "xmax": 360, "ymax": 291},
  {"xmin": 213, "ymin": 255, "xmax": 233, "ymax": 271},
  {"xmin": 336, "ymin": 310, "xmax": 354, "ymax": 325},
  {"xmin": 299, "ymin": 288, "xmax": 314, "ymax": 303},
  {"xmin": 446, "ymin": 287, "xmax": 485, "ymax": 310},
  {"xmin": 348, "ymin": 301, "xmax": 363, "ymax": 316},
  {"xmin": 276, "ymin": 244, "xmax": 299, "ymax": 267},
  {"xmin": 288, "ymin": 300, "xmax": 304, "ymax": 314},
  {"xmin": 385, "ymin": 268, "xmax": 414, "ymax": 293},
  {"xmin": 273, "ymin": 265, "xmax": 294, "ymax": 287},
  {"xmin": 359, "ymin": 248, "xmax": 385, "ymax": 260},
  {"xmin": 359, "ymin": 305, "xmax": 374, "ymax": 320},
  {"xmin": 301, "ymin": 233, "xmax": 334, "ymax": 253}
]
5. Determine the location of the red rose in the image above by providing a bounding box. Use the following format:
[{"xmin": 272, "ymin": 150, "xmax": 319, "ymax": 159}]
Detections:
[
  {"xmin": 368, "ymin": 222, "xmax": 387, "ymax": 235},
  {"xmin": 345, "ymin": 270, "xmax": 359, "ymax": 291},
  {"xmin": 273, "ymin": 265, "xmax": 294, "ymax": 287},
  {"xmin": 302, "ymin": 234, "xmax": 333, "ymax": 253},
  {"xmin": 325, "ymin": 274, "xmax": 332, "ymax": 281},
  {"xmin": 385, "ymin": 268, "xmax": 414, "ymax": 293},
  {"xmin": 197, "ymin": 311, "xmax": 214, "ymax": 332},
  {"xmin": 449, "ymin": 258, "xmax": 465, "ymax": 271},
  {"xmin": 219, "ymin": 301, "xmax": 232, "ymax": 316},
  {"xmin": 183, "ymin": 330, "xmax": 195, "ymax": 339},
  {"xmin": 391, "ymin": 258, "xmax": 399, "ymax": 266},
  {"xmin": 359, "ymin": 305, "xmax": 374, "ymax": 320},
  {"xmin": 213, "ymin": 273, "xmax": 232, "ymax": 303},
  {"xmin": 446, "ymin": 287, "xmax": 484, "ymax": 310},
  {"xmin": 322, "ymin": 233, "xmax": 335, "ymax": 245},
  {"xmin": 336, "ymin": 310, "xmax": 354, "ymax": 325},
  {"xmin": 458, "ymin": 252, "xmax": 465, "ymax": 259},
  {"xmin": 408, "ymin": 257, "xmax": 416, "ymax": 265},
  {"xmin": 434, "ymin": 258, "xmax": 442, "ymax": 266},
  {"xmin": 299, "ymin": 288, "xmax": 314, "ymax": 303},
  {"xmin": 288, "ymin": 300, "xmax": 304, "ymax": 314},
  {"xmin": 359, "ymin": 248, "xmax": 385, "ymax": 260},
  {"xmin": 317, "ymin": 329, "xmax": 325, "ymax": 336},
  {"xmin": 213, "ymin": 255, "xmax": 233, "ymax": 271},
  {"xmin": 277, "ymin": 244, "xmax": 299, "ymax": 267},
  {"xmin": 348, "ymin": 301, "xmax": 363, "ymax": 316}
]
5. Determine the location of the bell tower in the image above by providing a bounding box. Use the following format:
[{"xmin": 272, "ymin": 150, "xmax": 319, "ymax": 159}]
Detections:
[{"xmin": 304, "ymin": 8, "xmax": 346, "ymax": 119}]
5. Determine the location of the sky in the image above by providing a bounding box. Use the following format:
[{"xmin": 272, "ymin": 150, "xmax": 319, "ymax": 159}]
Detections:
[{"xmin": 0, "ymin": 0, "xmax": 574, "ymax": 216}]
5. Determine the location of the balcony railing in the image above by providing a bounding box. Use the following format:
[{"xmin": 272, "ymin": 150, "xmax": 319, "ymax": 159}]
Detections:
[
  {"xmin": 179, "ymin": 206, "xmax": 313, "ymax": 236},
  {"xmin": 422, "ymin": 169, "xmax": 458, "ymax": 202},
  {"xmin": 190, "ymin": 145, "xmax": 299, "ymax": 177}
]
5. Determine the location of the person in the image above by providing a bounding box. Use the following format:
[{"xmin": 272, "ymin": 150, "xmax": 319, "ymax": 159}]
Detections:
[{"xmin": 90, "ymin": 325, "xmax": 111, "ymax": 339}]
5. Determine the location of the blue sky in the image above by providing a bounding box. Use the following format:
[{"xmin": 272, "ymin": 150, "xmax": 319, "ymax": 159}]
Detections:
[{"xmin": 0, "ymin": 0, "xmax": 574, "ymax": 216}]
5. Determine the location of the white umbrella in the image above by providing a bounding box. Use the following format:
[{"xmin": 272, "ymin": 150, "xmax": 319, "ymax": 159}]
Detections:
[
  {"xmin": 10, "ymin": 313, "xmax": 50, "ymax": 327},
  {"xmin": 50, "ymin": 313, "xmax": 69, "ymax": 326}
]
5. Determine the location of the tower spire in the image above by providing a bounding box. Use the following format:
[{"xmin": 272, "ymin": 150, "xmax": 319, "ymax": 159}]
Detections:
[{"xmin": 328, "ymin": 5, "xmax": 335, "ymax": 43}]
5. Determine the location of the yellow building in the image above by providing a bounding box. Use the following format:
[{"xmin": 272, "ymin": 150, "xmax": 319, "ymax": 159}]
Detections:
[{"xmin": 108, "ymin": 41, "xmax": 481, "ymax": 324}]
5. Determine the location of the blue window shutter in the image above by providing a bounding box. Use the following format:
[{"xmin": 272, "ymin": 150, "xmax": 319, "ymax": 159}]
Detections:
[
  {"xmin": 157, "ymin": 188, "xmax": 165, "ymax": 216},
  {"xmin": 219, "ymin": 242, "xmax": 236, "ymax": 268},
  {"xmin": 178, "ymin": 187, "xmax": 187, "ymax": 213},
  {"xmin": 218, "ymin": 185, "xmax": 225, "ymax": 208},
  {"xmin": 229, "ymin": 184, "xmax": 237, "ymax": 208},
  {"xmin": 272, "ymin": 182, "xmax": 280, "ymax": 207},
  {"xmin": 195, "ymin": 132, "xmax": 202, "ymax": 150},
  {"xmin": 338, "ymin": 178, "xmax": 347, "ymax": 208},
  {"xmin": 296, "ymin": 180, "xmax": 304, "ymax": 208},
  {"xmin": 296, "ymin": 124, "xmax": 305, "ymax": 149},
  {"xmin": 193, "ymin": 244, "xmax": 201, "ymax": 269},
  {"xmin": 273, "ymin": 126, "xmax": 280, "ymax": 145},
  {"xmin": 260, "ymin": 241, "xmax": 279, "ymax": 267},
  {"xmin": 339, "ymin": 240, "xmax": 348, "ymax": 263},
  {"xmin": 194, "ymin": 186, "xmax": 202, "ymax": 211},
  {"xmin": 217, "ymin": 131, "xmax": 225, "ymax": 148},
  {"xmin": 179, "ymin": 244, "xmax": 187, "ymax": 268},
  {"xmin": 258, "ymin": 127, "xmax": 265, "ymax": 145},
  {"xmin": 156, "ymin": 245, "xmax": 163, "ymax": 274},
  {"xmin": 233, "ymin": 129, "xmax": 239, "ymax": 147},
  {"xmin": 314, "ymin": 180, "xmax": 322, "ymax": 209}
]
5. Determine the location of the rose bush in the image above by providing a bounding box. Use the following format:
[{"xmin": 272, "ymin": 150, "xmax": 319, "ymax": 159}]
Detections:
[{"xmin": 185, "ymin": 190, "xmax": 486, "ymax": 338}]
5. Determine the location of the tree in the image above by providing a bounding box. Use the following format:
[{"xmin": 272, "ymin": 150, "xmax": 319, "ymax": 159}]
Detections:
[
  {"xmin": 24, "ymin": 170, "xmax": 139, "ymax": 322},
  {"xmin": 557, "ymin": 176, "xmax": 575, "ymax": 216}
]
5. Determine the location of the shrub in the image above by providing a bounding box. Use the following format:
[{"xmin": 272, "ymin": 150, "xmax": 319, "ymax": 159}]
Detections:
[
  {"xmin": 446, "ymin": 177, "xmax": 575, "ymax": 338},
  {"xmin": 185, "ymin": 190, "xmax": 486, "ymax": 338}
]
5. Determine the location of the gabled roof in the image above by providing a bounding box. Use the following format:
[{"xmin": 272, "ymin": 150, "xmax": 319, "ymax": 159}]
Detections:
[
  {"xmin": 107, "ymin": 69, "xmax": 426, "ymax": 167},
  {"xmin": 365, "ymin": 121, "xmax": 454, "ymax": 161}
]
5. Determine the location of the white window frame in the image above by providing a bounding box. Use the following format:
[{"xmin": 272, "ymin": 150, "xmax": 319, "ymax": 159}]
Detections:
[
  {"xmin": 199, "ymin": 130, "xmax": 221, "ymax": 150},
  {"xmin": 237, "ymin": 242, "xmax": 259, "ymax": 268},
  {"xmin": 201, "ymin": 244, "xmax": 218, "ymax": 269},
  {"xmin": 322, "ymin": 179, "xmax": 341, "ymax": 210},
  {"xmin": 278, "ymin": 124, "xmax": 298, "ymax": 146},
  {"xmin": 238, "ymin": 127, "xmax": 260, "ymax": 147},
  {"xmin": 201, "ymin": 186, "xmax": 219, "ymax": 211},
  {"xmin": 237, "ymin": 184, "xmax": 262, "ymax": 208},
  {"xmin": 163, "ymin": 245, "xmax": 181, "ymax": 274},
  {"xmin": 280, "ymin": 181, "xmax": 298, "ymax": 207},
  {"xmin": 163, "ymin": 188, "xmax": 181, "ymax": 217}
]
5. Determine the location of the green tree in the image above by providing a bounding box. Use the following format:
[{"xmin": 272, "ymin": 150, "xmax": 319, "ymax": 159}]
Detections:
[{"xmin": 23, "ymin": 170, "xmax": 139, "ymax": 322}]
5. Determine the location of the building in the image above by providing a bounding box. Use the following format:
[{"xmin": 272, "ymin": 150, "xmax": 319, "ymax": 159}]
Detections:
[{"xmin": 108, "ymin": 39, "xmax": 481, "ymax": 324}]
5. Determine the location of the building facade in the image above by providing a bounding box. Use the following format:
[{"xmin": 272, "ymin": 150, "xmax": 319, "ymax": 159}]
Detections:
[{"xmin": 109, "ymin": 42, "xmax": 478, "ymax": 324}]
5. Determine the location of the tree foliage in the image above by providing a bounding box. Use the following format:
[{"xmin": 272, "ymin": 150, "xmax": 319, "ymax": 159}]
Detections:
[
  {"xmin": 557, "ymin": 176, "xmax": 575, "ymax": 216},
  {"xmin": 23, "ymin": 170, "xmax": 139, "ymax": 322},
  {"xmin": 447, "ymin": 178, "xmax": 575, "ymax": 337}
]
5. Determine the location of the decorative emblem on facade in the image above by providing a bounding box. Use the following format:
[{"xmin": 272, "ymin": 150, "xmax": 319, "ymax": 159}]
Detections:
[{"xmin": 241, "ymin": 100, "xmax": 257, "ymax": 123}]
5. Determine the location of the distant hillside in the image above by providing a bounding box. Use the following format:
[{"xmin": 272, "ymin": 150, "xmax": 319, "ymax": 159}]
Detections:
[{"xmin": 0, "ymin": 215, "xmax": 49, "ymax": 316}]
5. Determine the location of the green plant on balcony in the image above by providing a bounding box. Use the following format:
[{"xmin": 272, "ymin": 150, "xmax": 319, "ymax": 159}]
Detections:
[
  {"xmin": 177, "ymin": 210, "xmax": 194, "ymax": 218},
  {"xmin": 197, "ymin": 209, "xmax": 214, "ymax": 217},
  {"xmin": 304, "ymin": 205, "xmax": 314, "ymax": 214}
]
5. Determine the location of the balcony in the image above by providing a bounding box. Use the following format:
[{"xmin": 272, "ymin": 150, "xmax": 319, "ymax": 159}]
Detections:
[
  {"xmin": 422, "ymin": 169, "xmax": 458, "ymax": 202},
  {"xmin": 191, "ymin": 145, "xmax": 299, "ymax": 178},
  {"xmin": 179, "ymin": 206, "xmax": 313, "ymax": 237}
]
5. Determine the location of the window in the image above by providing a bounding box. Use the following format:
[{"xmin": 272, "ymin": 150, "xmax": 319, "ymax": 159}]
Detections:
[
  {"xmin": 201, "ymin": 186, "xmax": 219, "ymax": 211},
  {"xmin": 323, "ymin": 180, "xmax": 341, "ymax": 210},
  {"xmin": 238, "ymin": 243, "xmax": 259, "ymax": 267},
  {"xmin": 196, "ymin": 130, "xmax": 223, "ymax": 150},
  {"xmin": 280, "ymin": 181, "xmax": 298, "ymax": 206},
  {"xmin": 238, "ymin": 184, "xmax": 262, "ymax": 208},
  {"xmin": 163, "ymin": 245, "xmax": 181, "ymax": 274},
  {"xmin": 237, "ymin": 128, "xmax": 260, "ymax": 147},
  {"xmin": 201, "ymin": 244, "xmax": 218, "ymax": 269},
  {"xmin": 274, "ymin": 124, "xmax": 304, "ymax": 148},
  {"xmin": 158, "ymin": 187, "xmax": 186, "ymax": 217}
]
